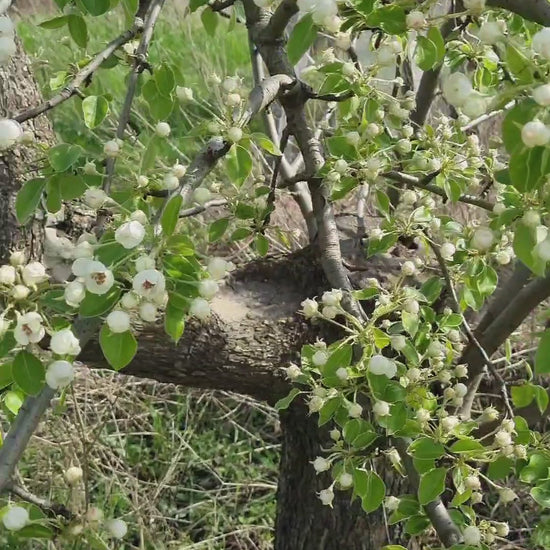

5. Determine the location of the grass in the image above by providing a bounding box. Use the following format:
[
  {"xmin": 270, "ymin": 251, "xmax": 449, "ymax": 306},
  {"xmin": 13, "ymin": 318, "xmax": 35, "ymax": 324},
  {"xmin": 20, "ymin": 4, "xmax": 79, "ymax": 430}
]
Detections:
[{"xmin": 5, "ymin": 6, "xmax": 280, "ymax": 549}]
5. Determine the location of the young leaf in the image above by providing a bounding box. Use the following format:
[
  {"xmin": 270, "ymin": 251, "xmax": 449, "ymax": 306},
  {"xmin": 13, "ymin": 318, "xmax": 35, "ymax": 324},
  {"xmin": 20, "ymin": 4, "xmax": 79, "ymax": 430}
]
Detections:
[
  {"xmin": 536, "ymin": 330, "xmax": 550, "ymax": 375},
  {"xmin": 15, "ymin": 178, "xmax": 47, "ymax": 224},
  {"xmin": 165, "ymin": 301, "xmax": 186, "ymax": 343},
  {"xmin": 161, "ymin": 195, "xmax": 183, "ymax": 237},
  {"xmin": 68, "ymin": 14, "xmax": 88, "ymax": 48},
  {"xmin": 353, "ymin": 470, "xmax": 385, "ymax": 512},
  {"xmin": 201, "ymin": 7, "xmax": 218, "ymax": 36},
  {"xmin": 48, "ymin": 144, "xmax": 82, "ymax": 172},
  {"xmin": 82, "ymin": 95, "xmax": 109, "ymax": 128},
  {"xmin": 287, "ymin": 14, "xmax": 317, "ymax": 65},
  {"xmin": 275, "ymin": 388, "xmax": 301, "ymax": 410},
  {"xmin": 81, "ymin": 0, "xmax": 110, "ymax": 16},
  {"xmin": 209, "ymin": 218, "xmax": 229, "ymax": 242},
  {"xmin": 418, "ymin": 468, "xmax": 447, "ymax": 505},
  {"xmin": 99, "ymin": 325, "xmax": 137, "ymax": 371},
  {"xmin": 12, "ymin": 351, "xmax": 45, "ymax": 395},
  {"xmin": 79, "ymin": 287, "xmax": 121, "ymax": 317}
]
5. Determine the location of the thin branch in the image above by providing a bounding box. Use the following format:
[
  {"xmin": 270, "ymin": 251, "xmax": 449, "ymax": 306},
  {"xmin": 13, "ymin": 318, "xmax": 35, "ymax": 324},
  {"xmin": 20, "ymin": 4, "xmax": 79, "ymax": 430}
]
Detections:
[
  {"xmin": 13, "ymin": 24, "xmax": 143, "ymax": 123},
  {"xmin": 384, "ymin": 171, "xmax": 495, "ymax": 211},
  {"xmin": 488, "ymin": 0, "xmax": 550, "ymax": 25},
  {"xmin": 104, "ymin": 0, "xmax": 166, "ymax": 194},
  {"xmin": 179, "ymin": 198, "xmax": 228, "ymax": 218},
  {"xmin": 428, "ymin": 239, "xmax": 515, "ymax": 418},
  {"xmin": 460, "ymin": 100, "xmax": 515, "ymax": 133},
  {"xmin": 210, "ymin": 0, "xmax": 235, "ymax": 11},
  {"xmin": 304, "ymin": 89, "xmax": 355, "ymax": 102},
  {"xmin": 9, "ymin": 483, "xmax": 73, "ymax": 519}
]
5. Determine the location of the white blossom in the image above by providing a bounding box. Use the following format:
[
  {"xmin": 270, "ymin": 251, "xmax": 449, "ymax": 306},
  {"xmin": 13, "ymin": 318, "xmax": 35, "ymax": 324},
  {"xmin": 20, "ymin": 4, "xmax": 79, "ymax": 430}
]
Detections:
[
  {"xmin": 86, "ymin": 507, "xmax": 104, "ymax": 524},
  {"xmin": 406, "ymin": 10, "xmax": 426, "ymax": 30},
  {"xmin": 533, "ymin": 28, "xmax": 550, "ymax": 60},
  {"xmin": 11, "ymin": 284, "xmax": 30, "ymax": 300},
  {"xmin": 0, "ymin": 264, "xmax": 15, "ymax": 285},
  {"xmin": 106, "ymin": 310, "xmax": 131, "ymax": 333},
  {"xmin": 120, "ymin": 292, "xmax": 139, "ymax": 309},
  {"xmin": 176, "ymin": 86, "xmax": 194, "ymax": 102},
  {"xmin": 0, "ymin": 1, "xmax": 10, "ymax": 15},
  {"xmin": 462, "ymin": 525, "xmax": 482, "ymax": 546},
  {"xmin": 401, "ymin": 261, "xmax": 416, "ymax": 276},
  {"xmin": 227, "ymin": 127, "xmax": 243, "ymax": 142},
  {"xmin": 138, "ymin": 301, "xmax": 157, "ymax": 322},
  {"xmin": 50, "ymin": 328, "xmax": 81, "ymax": 356},
  {"xmin": 347, "ymin": 402, "xmax": 363, "ymax": 418},
  {"xmin": 471, "ymin": 227, "xmax": 494, "ymax": 251},
  {"xmin": 312, "ymin": 350, "xmax": 328, "ymax": 366},
  {"xmin": 442, "ymin": 73, "xmax": 472, "ymax": 107},
  {"xmin": 155, "ymin": 122, "xmax": 171, "ymax": 137},
  {"xmin": 312, "ymin": 456, "xmax": 330, "ymax": 473},
  {"xmin": 172, "ymin": 163, "xmax": 187, "ymax": 178},
  {"xmin": 10, "ymin": 251, "xmax": 25, "ymax": 266},
  {"xmin": 64, "ymin": 466, "xmax": 83, "ymax": 485},
  {"xmin": 14, "ymin": 311, "xmax": 44, "ymax": 345},
  {"xmin": 83, "ymin": 187, "xmax": 108, "ymax": 209},
  {"xmin": 105, "ymin": 518, "xmax": 128, "ymax": 539},
  {"xmin": 521, "ymin": 120, "xmax": 550, "ymax": 147},
  {"xmin": 2, "ymin": 506, "xmax": 29, "ymax": 531},
  {"xmin": 373, "ymin": 400, "xmax": 391, "ymax": 416},
  {"xmin": 198, "ymin": 279, "xmax": 219, "ymax": 300},
  {"xmin": 284, "ymin": 363, "xmax": 301, "ymax": 380},
  {"xmin": 103, "ymin": 140, "xmax": 120, "ymax": 157},
  {"xmin": 21, "ymin": 261, "xmax": 48, "ymax": 286},
  {"xmin": 345, "ymin": 131, "xmax": 360, "ymax": 146},
  {"xmin": 391, "ymin": 335, "xmax": 406, "ymax": 351},
  {"xmin": 301, "ymin": 298, "xmax": 319, "ymax": 318},
  {"xmin": 533, "ymin": 84, "xmax": 550, "ymax": 106},
  {"xmin": 0, "ymin": 118, "xmax": 21, "ymax": 149},
  {"xmin": 336, "ymin": 367, "xmax": 348, "ymax": 381},
  {"xmin": 318, "ymin": 487, "xmax": 334, "ymax": 506},
  {"xmin": 163, "ymin": 174, "xmax": 179, "ymax": 190},
  {"xmin": 207, "ymin": 257, "xmax": 233, "ymax": 280},
  {"xmin": 368, "ymin": 355, "xmax": 397, "ymax": 378},
  {"xmin": 133, "ymin": 269, "xmax": 165, "ymax": 298},
  {"xmin": 45, "ymin": 360, "xmax": 75, "ymax": 389},
  {"xmin": 115, "ymin": 220, "xmax": 145, "ymax": 249},
  {"xmin": 80, "ymin": 260, "xmax": 114, "ymax": 295},
  {"xmin": 385, "ymin": 496, "xmax": 400, "ymax": 511},
  {"xmin": 441, "ymin": 415, "xmax": 460, "ymax": 432},
  {"xmin": 478, "ymin": 21, "xmax": 504, "ymax": 44},
  {"xmin": 193, "ymin": 187, "xmax": 212, "ymax": 205},
  {"xmin": 189, "ymin": 297, "xmax": 211, "ymax": 320},
  {"xmin": 462, "ymin": 92, "xmax": 487, "ymax": 119}
]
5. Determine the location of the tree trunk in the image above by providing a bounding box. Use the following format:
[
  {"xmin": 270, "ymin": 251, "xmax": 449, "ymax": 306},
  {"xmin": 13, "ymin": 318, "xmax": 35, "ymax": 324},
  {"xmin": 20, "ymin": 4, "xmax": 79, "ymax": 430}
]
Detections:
[
  {"xmin": 0, "ymin": 36, "xmax": 53, "ymax": 263},
  {"xmin": 276, "ymin": 402, "xmax": 390, "ymax": 550}
]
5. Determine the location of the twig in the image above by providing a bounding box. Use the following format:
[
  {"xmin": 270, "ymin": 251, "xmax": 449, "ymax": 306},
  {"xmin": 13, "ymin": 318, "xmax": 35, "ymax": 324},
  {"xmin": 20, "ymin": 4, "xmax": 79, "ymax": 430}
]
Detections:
[
  {"xmin": 210, "ymin": 0, "xmax": 235, "ymax": 11},
  {"xmin": 9, "ymin": 483, "xmax": 73, "ymax": 519},
  {"xmin": 14, "ymin": 24, "xmax": 143, "ymax": 123},
  {"xmin": 460, "ymin": 100, "xmax": 515, "ymax": 133},
  {"xmin": 384, "ymin": 171, "xmax": 495, "ymax": 211},
  {"xmin": 179, "ymin": 199, "xmax": 228, "ymax": 218},
  {"xmin": 428, "ymin": 239, "xmax": 515, "ymax": 418},
  {"xmin": 304, "ymin": 89, "xmax": 355, "ymax": 102},
  {"xmin": 104, "ymin": 0, "xmax": 166, "ymax": 194}
]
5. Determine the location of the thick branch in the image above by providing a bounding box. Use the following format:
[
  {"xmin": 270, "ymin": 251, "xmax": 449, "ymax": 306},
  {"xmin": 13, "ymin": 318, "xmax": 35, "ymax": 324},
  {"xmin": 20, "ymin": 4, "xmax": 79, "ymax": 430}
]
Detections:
[
  {"xmin": 261, "ymin": 0, "xmax": 298, "ymax": 41},
  {"xmin": 488, "ymin": 0, "xmax": 550, "ymax": 25}
]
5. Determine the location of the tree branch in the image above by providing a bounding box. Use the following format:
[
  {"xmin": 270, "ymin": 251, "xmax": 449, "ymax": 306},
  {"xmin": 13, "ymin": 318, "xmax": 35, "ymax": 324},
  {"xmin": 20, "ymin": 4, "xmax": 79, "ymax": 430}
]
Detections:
[
  {"xmin": 488, "ymin": 0, "xmax": 550, "ymax": 25},
  {"xmin": 261, "ymin": 0, "xmax": 298, "ymax": 41},
  {"xmin": 104, "ymin": 0, "xmax": 166, "ymax": 194},
  {"xmin": 384, "ymin": 171, "xmax": 494, "ymax": 211},
  {"xmin": 13, "ymin": 24, "xmax": 143, "ymax": 123},
  {"xmin": 9, "ymin": 483, "xmax": 73, "ymax": 519}
]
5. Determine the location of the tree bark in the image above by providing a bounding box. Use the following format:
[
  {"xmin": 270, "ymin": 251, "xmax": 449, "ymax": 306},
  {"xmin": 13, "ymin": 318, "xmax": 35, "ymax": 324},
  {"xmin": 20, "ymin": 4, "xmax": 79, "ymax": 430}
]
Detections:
[
  {"xmin": 276, "ymin": 403, "xmax": 391, "ymax": 550},
  {"xmin": 0, "ymin": 37, "xmax": 53, "ymax": 263}
]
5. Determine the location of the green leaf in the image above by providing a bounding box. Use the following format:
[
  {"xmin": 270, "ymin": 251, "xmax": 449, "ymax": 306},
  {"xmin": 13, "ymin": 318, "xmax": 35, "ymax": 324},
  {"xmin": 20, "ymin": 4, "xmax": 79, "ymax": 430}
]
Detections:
[
  {"xmin": 502, "ymin": 99, "xmax": 538, "ymax": 155},
  {"xmin": 165, "ymin": 300, "xmax": 185, "ymax": 343},
  {"xmin": 255, "ymin": 233, "xmax": 269, "ymax": 257},
  {"xmin": 536, "ymin": 330, "xmax": 550, "ymax": 375},
  {"xmin": 161, "ymin": 195, "xmax": 183, "ymax": 237},
  {"xmin": 141, "ymin": 135, "xmax": 159, "ymax": 172},
  {"xmin": 201, "ymin": 7, "xmax": 218, "ymax": 36},
  {"xmin": 68, "ymin": 14, "xmax": 88, "ymax": 48},
  {"xmin": 154, "ymin": 64, "xmax": 176, "ymax": 96},
  {"xmin": 513, "ymin": 224, "xmax": 545, "ymax": 276},
  {"xmin": 532, "ymin": 480, "xmax": 550, "ymax": 508},
  {"xmin": 17, "ymin": 524, "xmax": 54, "ymax": 538},
  {"xmin": 449, "ymin": 439, "xmax": 485, "ymax": 454},
  {"xmin": 79, "ymin": 287, "xmax": 121, "ymax": 317},
  {"xmin": 99, "ymin": 325, "xmax": 137, "ymax": 371},
  {"xmin": 0, "ymin": 331, "xmax": 15, "ymax": 359},
  {"xmin": 81, "ymin": 0, "xmax": 110, "ymax": 15},
  {"xmin": 487, "ymin": 456, "xmax": 513, "ymax": 480},
  {"xmin": 368, "ymin": 5, "xmax": 406, "ymax": 34},
  {"xmin": 275, "ymin": 388, "xmax": 301, "ymax": 410},
  {"xmin": 49, "ymin": 173, "xmax": 87, "ymax": 201},
  {"xmin": 427, "ymin": 26, "xmax": 445, "ymax": 63},
  {"xmin": 534, "ymin": 384, "xmax": 549, "ymax": 413},
  {"xmin": 418, "ymin": 468, "xmax": 447, "ymax": 505},
  {"xmin": 404, "ymin": 515, "xmax": 430, "ymax": 535},
  {"xmin": 48, "ymin": 144, "xmax": 82, "ymax": 172},
  {"xmin": 16, "ymin": 178, "xmax": 47, "ymax": 224},
  {"xmin": 5, "ymin": 390, "xmax": 23, "ymax": 415},
  {"xmin": 226, "ymin": 145, "xmax": 252, "ymax": 187},
  {"xmin": 0, "ymin": 363, "xmax": 13, "ymax": 390},
  {"xmin": 39, "ymin": 16, "xmax": 68, "ymax": 28},
  {"xmin": 82, "ymin": 95, "xmax": 109, "ymax": 128},
  {"xmin": 511, "ymin": 383, "xmax": 535, "ymax": 408},
  {"xmin": 209, "ymin": 218, "xmax": 229, "ymax": 242},
  {"xmin": 506, "ymin": 45, "xmax": 533, "ymax": 85},
  {"xmin": 353, "ymin": 470, "xmax": 385, "ymax": 512},
  {"xmin": 287, "ymin": 14, "xmax": 317, "ymax": 65},
  {"xmin": 520, "ymin": 453, "xmax": 550, "ymax": 483},
  {"xmin": 252, "ymin": 133, "xmax": 282, "ymax": 156},
  {"xmin": 12, "ymin": 352, "xmax": 44, "ymax": 395},
  {"xmin": 509, "ymin": 146, "xmax": 549, "ymax": 193},
  {"xmin": 415, "ymin": 35, "xmax": 439, "ymax": 71},
  {"xmin": 409, "ymin": 437, "xmax": 445, "ymax": 460}
]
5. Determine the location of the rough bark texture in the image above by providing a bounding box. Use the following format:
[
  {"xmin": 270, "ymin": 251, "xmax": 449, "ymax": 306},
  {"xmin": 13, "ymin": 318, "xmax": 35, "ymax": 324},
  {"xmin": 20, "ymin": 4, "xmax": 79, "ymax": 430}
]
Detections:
[
  {"xmin": 276, "ymin": 403, "xmax": 390, "ymax": 550},
  {"xmin": 0, "ymin": 37, "xmax": 53, "ymax": 263}
]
